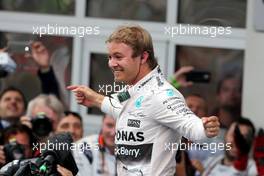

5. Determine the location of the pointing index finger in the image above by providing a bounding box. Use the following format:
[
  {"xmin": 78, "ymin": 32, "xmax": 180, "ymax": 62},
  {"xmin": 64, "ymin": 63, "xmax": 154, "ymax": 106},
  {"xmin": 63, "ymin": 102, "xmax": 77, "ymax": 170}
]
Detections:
[{"xmin": 67, "ymin": 85, "xmax": 79, "ymax": 91}]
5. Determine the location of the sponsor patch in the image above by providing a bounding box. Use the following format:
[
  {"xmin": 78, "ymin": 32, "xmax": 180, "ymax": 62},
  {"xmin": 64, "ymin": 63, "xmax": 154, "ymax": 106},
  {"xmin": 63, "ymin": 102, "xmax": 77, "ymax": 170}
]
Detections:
[
  {"xmin": 135, "ymin": 96, "xmax": 144, "ymax": 108},
  {"xmin": 117, "ymin": 91, "xmax": 131, "ymax": 103},
  {"xmin": 166, "ymin": 89, "xmax": 175, "ymax": 97},
  {"xmin": 127, "ymin": 119, "xmax": 141, "ymax": 128}
]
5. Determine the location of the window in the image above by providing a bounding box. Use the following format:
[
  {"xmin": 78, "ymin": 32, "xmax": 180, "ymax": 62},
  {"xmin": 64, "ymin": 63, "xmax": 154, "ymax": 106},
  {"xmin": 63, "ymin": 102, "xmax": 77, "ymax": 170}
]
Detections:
[
  {"xmin": 88, "ymin": 53, "xmax": 110, "ymax": 114},
  {"xmin": 178, "ymin": 0, "xmax": 247, "ymax": 28},
  {"xmin": 1, "ymin": 32, "xmax": 73, "ymax": 106},
  {"xmin": 175, "ymin": 45, "xmax": 244, "ymax": 114},
  {"xmin": 0, "ymin": 0, "xmax": 75, "ymax": 15},
  {"xmin": 86, "ymin": 0, "xmax": 167, "ymax": 22}
]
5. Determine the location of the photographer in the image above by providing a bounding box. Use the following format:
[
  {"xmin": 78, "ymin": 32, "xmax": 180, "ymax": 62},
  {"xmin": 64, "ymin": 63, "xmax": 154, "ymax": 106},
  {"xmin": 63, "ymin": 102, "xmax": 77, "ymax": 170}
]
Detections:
[
  {"xmin": 26, "ymin": 94, "xmax": 64, "ymax": 131},
  {"xmin": 0, "ymin": 123, "xmax": 35, "ymax": 166},
  {"xmin": 56, "ymin": 111, "xmax": 83, "ymax": 142},
  {"xmin": 20, "ymin": 94, "xmax": 64, "ymax": 142},
  {"xmin": 0, "ymin": 124, "xmax": 75, "ymax": 176}
]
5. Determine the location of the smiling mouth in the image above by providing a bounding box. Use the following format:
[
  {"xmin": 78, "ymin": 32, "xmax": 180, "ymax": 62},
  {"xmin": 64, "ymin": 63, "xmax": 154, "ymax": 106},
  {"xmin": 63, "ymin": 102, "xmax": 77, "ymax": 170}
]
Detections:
[
  {"xmin": 7, "ymin": 106, "xmax": 18, "ymax": 112},
  {"xmin": 112, "ymin": 70, "xmax": 123, "ymax": 75}
]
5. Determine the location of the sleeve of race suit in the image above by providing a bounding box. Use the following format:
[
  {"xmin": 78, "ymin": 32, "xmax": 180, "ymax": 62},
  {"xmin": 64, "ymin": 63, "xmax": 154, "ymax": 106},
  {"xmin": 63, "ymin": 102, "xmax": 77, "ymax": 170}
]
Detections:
[
  {"xmin": 101, "ymin": 94, "xmax": 122, "ymax": 119},
  {"xmin": 149, "ymin": 88, "xmax": 208, "ymax": 142}
]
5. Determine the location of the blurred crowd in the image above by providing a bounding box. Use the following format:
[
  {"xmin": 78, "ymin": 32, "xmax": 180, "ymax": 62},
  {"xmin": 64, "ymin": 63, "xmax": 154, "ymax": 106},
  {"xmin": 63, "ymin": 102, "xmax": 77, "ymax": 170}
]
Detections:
[{"xmin": 0, "ymin": 31, "xmax": 263, "ymax": 176}]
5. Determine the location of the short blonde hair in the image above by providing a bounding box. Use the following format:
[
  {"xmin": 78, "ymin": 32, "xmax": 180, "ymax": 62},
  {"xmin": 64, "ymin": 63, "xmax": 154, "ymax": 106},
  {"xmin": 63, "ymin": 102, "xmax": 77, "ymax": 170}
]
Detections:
[{"xmin": 106, "ymin": 25, "xmax": 157, "ymax": 69}]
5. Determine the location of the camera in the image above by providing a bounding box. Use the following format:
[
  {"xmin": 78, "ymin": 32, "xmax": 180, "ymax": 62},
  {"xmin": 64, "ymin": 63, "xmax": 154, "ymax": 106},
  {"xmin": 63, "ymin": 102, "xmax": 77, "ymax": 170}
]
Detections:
[
  {"xmin": 0, "ymin": 133, "xmax": 79, "ymax": 176},
  {"xmin": 185, "ymin": 70, "xmax": 211, "ymax": 83},
  {"xmin": 3, "ymin": 140, "xmax": 25, "ymax": 163},
  {"xmin": 31, "ymin": 113, "xmax": 53, "ymax": 138}
]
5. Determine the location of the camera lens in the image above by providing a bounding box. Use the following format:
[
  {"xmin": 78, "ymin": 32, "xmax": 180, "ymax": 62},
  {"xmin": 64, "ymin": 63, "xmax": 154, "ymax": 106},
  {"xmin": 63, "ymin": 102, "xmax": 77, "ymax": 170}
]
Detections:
[
  {"xmin": 4, "ymin": 142, "xmax": 25, "ymax": 163},
  {"xmin": 31, "ymin": 113, "xmax": 53, "ymax": 138}
]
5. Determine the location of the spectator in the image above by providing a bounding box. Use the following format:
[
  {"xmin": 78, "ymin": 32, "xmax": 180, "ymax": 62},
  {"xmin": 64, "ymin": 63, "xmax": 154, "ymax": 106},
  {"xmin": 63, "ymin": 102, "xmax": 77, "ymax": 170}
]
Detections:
[
  {"xmin": 25, "ymin": 94, "xmax": 64, "ymax": 131},
  {"xmin": 31, "ymin": 41, "xmax": 61, "ymax": 99},
  {"xmin": 175, "ymin": 138, "xmax": 197, "ymax": 176},
  {"xmin": 0, "ymin": 123, "xmax": 74, "ymax": 175},
  {"xmin": 171, "ymin": 71, "xmax": 222, "ymax": 176},
  {"xmin": 171, "ymin": 66, "xmax": 194, "ymax": 88},
  {"xmin": 212, "ymin": 74, "xmax": 242, "ymax": 128},
  {"xmin": 73, "ymin": 114, "xmax": 116, "ymax": 176},
  {"xmin": 1, "ymin": 32, "xmax": 66, "ymax": 108},
  {"xmin": 30, "ymin": 38, "xmax": 71, "ymax": 108},
  {"xmin": 172, "ymin": 67, "xmax": 242, "ymax": 129},
  {"xmin": 0, "ymin": 87, "xmax": 26, "ymax": 129},
  {"xmin": 175, "ymin": 94, "xmax": 209, "ymax": 176},
  {"xmin": 0, "ymin": 123, "xmax": 35, "ymax": 166},
  {"xmin": 201, "ymin": 117, "xmax": 257, "ymax": 176},
  {"xmin": 185, "ymin": 94, "xmax": 227, "ymax": 176},
  {"xmin": 186, "ymin": 94, "xmax": 207, "ymax": 118},
  {"xmin": 56, "ymin": 111, "xmax": 83, "ymax": 142}
]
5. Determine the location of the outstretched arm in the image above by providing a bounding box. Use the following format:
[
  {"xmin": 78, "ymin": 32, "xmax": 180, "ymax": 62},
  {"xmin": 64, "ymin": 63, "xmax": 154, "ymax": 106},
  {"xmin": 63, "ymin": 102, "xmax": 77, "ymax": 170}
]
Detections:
[
  {"xmin": 68, "ymin": 85, "xmax": 122, "ymax": 119},
  {"xmin": 151, "ymin": 89, "xmax": 219, "ymax": 141},
  {"xmin": 67, "ymin": 85, "xmax": 104, "ymax": 108}
]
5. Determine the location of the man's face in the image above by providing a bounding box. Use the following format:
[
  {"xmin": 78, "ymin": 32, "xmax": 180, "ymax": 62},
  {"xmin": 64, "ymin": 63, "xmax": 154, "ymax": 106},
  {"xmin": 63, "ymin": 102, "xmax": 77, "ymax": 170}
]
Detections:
[
  {"xmin": 31, "ymin": 105, "xmax": 59, "ymax": 131},
  {"xmin": 218, "ymin": 78, "xmax": 241, "ymax": 108},
  {"xmin": 107, "ymin": 42, "xmax": 141, "ymax": 84},
  {"xmin": 56, "ymin": 114, "xmax": 83, "ymax": 142},
  {"xmin": 186, "ymin": 95, "xmax": 207, "ymax": 118},
  {"xmin": 101, "ymin": 115, "xmax": 115, "ymax": 149},
  {"xmin": 0, "ymin": 91, "xmax": 25, "ymax": 120}
]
